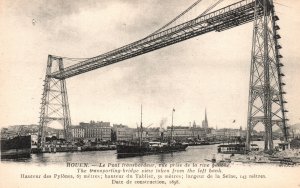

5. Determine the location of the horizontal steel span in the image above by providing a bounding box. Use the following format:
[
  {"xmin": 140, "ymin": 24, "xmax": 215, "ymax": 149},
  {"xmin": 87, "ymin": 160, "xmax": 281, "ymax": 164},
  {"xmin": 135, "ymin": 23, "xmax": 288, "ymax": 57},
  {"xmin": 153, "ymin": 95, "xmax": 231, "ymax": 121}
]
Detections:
[{"xmin": 51, "ymin": 0, "xmax": 264, "ymax": 79}]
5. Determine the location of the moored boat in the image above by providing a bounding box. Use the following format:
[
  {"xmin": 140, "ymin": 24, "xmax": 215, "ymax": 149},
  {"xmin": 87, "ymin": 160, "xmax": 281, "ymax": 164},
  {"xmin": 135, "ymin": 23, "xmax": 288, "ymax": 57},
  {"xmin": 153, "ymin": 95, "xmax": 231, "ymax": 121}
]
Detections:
[
  {"xmin": 188, "ymin": 140, "xmax": 210, "ymax": 146},
  {"xmin": 117, "ymin": 141, "xmax": 188, "ymax": 158},
  {"xmin": 217, "ymin": 143, "xmax": 259, "ymax": 154},
  {"xmin": 116, "ymin": 106, "xmax": 188, "ymax": 158},
  {"xmin": 1, "ymin": 135, "xmax": 31, "ymax": 159},
  {"xmin": 217, "ymin": 143, "xmax": 247, "ymax": 154}
]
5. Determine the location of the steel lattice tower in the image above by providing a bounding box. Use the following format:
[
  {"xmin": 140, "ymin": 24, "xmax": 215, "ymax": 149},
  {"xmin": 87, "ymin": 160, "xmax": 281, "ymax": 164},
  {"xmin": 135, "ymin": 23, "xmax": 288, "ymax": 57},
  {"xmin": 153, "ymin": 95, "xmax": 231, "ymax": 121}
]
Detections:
[
  {"xmin": 246, "ymin": 0, "xmax": 288, "ymax": 151},
  {"xmin": 38, "ymin": 55, "xmax": 72, "ymax": 148}
]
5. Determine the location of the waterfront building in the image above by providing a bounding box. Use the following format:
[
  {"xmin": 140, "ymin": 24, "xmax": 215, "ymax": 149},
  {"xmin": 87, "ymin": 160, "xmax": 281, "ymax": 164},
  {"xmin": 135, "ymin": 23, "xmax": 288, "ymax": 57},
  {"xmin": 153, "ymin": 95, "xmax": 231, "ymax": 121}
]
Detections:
[
  {"xmin": 225, "ymin": 128, "xmax": 240, "ymax": 137},
  {"xmin": 190, "ymin": 121, "xmax": 209, "ymax": 139},
  {"xmin": 144, "ymin": 127, "xmax": 161, "ymax": 140},
  {"xmin": 214, "ymin": 128, "xmax": 246, "ymax": 140},
  {"xmin": 165, "ymin": 126, "xmax": 193, "ymax": 140},
  {"xmin": 56, "ymin": 130, "xmax": 65, "ymax": 139},
  {"xmin": 192, "ymin": 127, "xmax": 207, "ymax": 139},
  {"xmin": 70, "ymin": 125, "xmax": 85, "ymax": 139},
  {"xmin": 215, "ymin": 128, "xmax": 226, "ymax": 139},
  {"xmin": 133, "ymin": 128, "xmax": 147, "ymax": 141},
  {"xmin": 193, "ymin": 121, "xmax": 197, "ymax": 128},
  {"xmin": 112, "ymin": 124, "xmax": 135, "ymax": 141},
  {"xmin": 207, "ymin": 128, "xmax": 216, "ymax": 138},
  {"xmin": 79, "ymin": 121, "xmax": 112, "ymax": 141}
]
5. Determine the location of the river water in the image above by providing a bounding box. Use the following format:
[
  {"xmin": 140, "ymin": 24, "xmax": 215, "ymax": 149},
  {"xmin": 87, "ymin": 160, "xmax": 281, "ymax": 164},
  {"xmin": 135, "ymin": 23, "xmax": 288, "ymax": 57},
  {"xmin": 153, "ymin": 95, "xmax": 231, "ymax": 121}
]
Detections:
[{"xmin": 2, "ymin": 141, "xmax": 280, "ymax": 166}]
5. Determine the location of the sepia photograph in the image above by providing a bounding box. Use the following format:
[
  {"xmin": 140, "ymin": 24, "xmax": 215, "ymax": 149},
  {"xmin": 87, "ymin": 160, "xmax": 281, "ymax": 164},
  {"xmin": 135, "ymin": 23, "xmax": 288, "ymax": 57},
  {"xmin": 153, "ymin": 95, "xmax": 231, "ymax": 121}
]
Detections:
[{"xmin": 0, "ymin": 0, "xmax": 300, "ymax": 187}]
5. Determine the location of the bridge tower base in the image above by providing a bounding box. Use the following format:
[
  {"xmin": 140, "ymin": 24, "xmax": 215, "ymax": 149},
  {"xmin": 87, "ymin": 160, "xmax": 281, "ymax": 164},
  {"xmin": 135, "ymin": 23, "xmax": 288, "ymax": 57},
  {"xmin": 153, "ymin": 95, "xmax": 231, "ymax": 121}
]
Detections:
[
  {"xmin": 246, "ymin": 0, "xmax": 288, "ymax": 151},
  {"xmin": 38, "ymin": 55, "xmax": 72, "ymax": 148}
]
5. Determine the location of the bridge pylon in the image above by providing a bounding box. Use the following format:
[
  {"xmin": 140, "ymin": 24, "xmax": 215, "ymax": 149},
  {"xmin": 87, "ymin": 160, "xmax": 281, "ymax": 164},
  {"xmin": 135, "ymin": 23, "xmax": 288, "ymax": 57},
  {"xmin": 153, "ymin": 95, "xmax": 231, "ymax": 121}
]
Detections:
[
  {"xmin": 246, "ymin": 0, "xmax": 288, "ymax": 151},
  {"xmin": 38, "ymin": 55, "xmax": 72, "ymax": 149}
]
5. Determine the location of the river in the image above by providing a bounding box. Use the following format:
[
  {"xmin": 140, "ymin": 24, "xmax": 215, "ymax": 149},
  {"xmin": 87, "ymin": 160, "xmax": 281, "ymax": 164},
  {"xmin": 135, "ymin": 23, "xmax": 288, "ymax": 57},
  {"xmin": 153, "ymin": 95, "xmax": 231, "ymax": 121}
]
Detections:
[{"xmin": 1, "ymin": 141, "xmax": 282, "ymax": 166}]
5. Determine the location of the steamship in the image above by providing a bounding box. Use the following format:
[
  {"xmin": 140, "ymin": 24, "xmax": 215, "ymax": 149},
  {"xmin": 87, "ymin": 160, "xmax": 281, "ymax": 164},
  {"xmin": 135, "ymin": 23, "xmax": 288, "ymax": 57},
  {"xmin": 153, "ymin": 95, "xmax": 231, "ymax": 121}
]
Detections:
[
  {"xmin": 116, "ymin": 107, "xmax": 188, "ymax": 158},
  {"xmin": 1, "ymin": 135, "xmax": 31, "ymax": 159}
]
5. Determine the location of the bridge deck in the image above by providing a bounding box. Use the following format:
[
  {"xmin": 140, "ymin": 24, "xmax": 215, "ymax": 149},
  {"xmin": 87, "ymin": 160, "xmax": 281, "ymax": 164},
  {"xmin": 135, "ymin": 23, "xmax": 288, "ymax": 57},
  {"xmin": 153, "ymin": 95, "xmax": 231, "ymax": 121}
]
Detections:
[{"xmin": 51, "ymin": 0, "xmax": 263, "ymax": 80}]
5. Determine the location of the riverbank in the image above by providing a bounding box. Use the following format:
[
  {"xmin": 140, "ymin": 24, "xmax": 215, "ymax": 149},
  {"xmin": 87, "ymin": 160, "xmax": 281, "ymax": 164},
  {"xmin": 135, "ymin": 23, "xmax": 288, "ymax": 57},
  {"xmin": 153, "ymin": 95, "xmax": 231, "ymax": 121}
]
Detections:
[
  {"xmin": 225, "ymin": 149, "xmax": 300, "ymax": 165},
  {"xmin": 31, "ymin": 145, "xmax": 116, "ymax": 154}
]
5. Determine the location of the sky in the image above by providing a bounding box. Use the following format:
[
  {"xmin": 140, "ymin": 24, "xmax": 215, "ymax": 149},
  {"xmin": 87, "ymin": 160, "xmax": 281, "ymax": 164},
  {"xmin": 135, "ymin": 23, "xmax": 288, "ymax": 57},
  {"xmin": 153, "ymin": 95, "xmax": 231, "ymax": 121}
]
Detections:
[{"xmin": 0, "ymin": 0, "xmax": 299, "ymax": 130}]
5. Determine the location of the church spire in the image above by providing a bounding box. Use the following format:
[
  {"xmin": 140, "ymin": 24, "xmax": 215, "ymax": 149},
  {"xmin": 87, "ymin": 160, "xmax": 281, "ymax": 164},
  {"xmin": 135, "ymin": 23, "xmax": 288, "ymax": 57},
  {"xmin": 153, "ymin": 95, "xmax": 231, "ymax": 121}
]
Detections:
[
  {"xmin": 205, "ymin": 108, "xmax": 208, "ymax": 123},
  {"xmin": 202, "ymin": 108, "xmax": 208, "ymax": 129}
]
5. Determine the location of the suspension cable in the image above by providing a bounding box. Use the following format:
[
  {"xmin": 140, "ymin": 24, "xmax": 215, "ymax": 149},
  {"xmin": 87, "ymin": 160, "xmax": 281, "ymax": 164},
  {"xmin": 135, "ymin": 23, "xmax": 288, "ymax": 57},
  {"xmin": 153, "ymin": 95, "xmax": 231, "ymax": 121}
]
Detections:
[
  {"xmin": 54, "ymin": 0, "xmax": 225, "ymax": 62},
  {"xmin": 197, "ymin": 0, "xmax": 225, "ymax": 18},
  {"xmin": 148, "ymin": 0, "xmax": 204, "ymax": 36},
  {"xmin": 54, "ymin": 0, "xmax": 205, "ymax": 62}
]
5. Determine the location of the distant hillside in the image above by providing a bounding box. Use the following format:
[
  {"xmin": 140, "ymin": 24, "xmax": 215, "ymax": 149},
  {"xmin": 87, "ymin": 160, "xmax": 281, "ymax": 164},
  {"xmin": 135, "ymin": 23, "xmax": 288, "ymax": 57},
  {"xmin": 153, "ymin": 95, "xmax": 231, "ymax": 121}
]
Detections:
[
  {"xmin": 273, "ymin": 123, "xmax": 300, "ymax": 133},
  {"xmin": 1, "ymin": 124, "xmax": 62, "ymax": 132},
  {"xmin": 289, "ymin": 123, "xmax": 300, "ymax": 130}
]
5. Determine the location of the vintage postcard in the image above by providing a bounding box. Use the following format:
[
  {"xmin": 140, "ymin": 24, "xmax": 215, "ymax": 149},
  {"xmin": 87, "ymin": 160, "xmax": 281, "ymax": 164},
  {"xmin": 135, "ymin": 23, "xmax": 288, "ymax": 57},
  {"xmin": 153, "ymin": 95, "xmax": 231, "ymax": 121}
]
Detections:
[{"xmin": 0, "ymin": 0, "xmax": 300, "ymax": 188}]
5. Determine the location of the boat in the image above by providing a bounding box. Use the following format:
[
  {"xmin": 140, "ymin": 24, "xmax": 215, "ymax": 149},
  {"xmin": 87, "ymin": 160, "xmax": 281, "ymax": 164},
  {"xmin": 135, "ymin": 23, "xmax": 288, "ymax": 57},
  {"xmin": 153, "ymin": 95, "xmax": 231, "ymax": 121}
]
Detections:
[
  {"xmin": 81, "ymin": 144, "xmax": 116, "ymax": 151},
  {"xmin": 279, "ymin": 157, "xmax": 296, "ymax": 165},
  {"xmin": 268, "ymin": 156, "xmax": 282, "ymax": 162},
  {"xmin": 116, "ymin": 106, "xmax": 188, "ymax": 158},
  {"xmin": 217, "ymin": 143, "xmax": 247, "ymax": 154},
  {"xmin": 1, "ymin": 135, "xmax": 31, "ymax": 159},
  {"xmin": 217, "ymin": 142, "xmax": 259, "ymax": 154},
  {"xmin": 188, "ymin": 140, "xmax": 221, "ymax": 146},
  {"xmin": 188, "ymin": 140, "xmax": 210, "ymax": 146},
  {"xmin": 290, "ymin": 138, "xmax": 300, "ymax": 149},
  {"xmin": 117, "ymin": 141, "xmax": 188, "ymax": 158}
]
